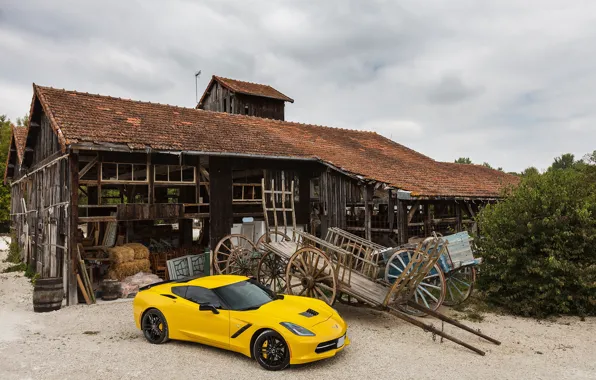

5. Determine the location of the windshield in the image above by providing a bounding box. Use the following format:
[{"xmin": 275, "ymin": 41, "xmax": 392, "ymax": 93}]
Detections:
[{"xmin": 214, "ymin": 280, "xmax": 274, "ymax": 311}]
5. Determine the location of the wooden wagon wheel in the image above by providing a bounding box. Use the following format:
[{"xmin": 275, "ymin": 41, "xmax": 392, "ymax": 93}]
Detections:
[
  {"xmin": 385, "ymin": 248, "xmax": 446, "ymax": 317},
  {"xmin": 213, "ymin": 234, "xmax": 258, "ymax": 275},
  {"xmin": 256, "ymin": 251, "xmax": 288, "ymax": 294},
  {"xmin": 285, "ymin": 247, "xmax": 337, "ymax": 306},
  {"xmin": 443, "ymin": 266, "xmax": 476, "ymax": 306}
]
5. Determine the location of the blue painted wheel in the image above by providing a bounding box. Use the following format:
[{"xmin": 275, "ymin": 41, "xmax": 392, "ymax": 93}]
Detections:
[
  {"xmin": 384, "ymin": 249, "xmax": 446, "ymax": 317},
  {"xmin": 443, "ymin": 266, "xmax": 476, "ymax": 306}
]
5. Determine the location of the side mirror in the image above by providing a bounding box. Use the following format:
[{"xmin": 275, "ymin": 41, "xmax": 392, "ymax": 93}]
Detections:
[{"xmin": 199, "ymin": 303, "xmax": 220, "ymax": 314}]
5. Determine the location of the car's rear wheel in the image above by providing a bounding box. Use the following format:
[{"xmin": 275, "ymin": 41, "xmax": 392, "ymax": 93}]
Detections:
[
  {"xmin": 141, "ymin": 308, "xmax": 169, "ymax": 344},
  {"xmin": 253, "ymin": 330, "xmax": 290, "ymax": 371}
]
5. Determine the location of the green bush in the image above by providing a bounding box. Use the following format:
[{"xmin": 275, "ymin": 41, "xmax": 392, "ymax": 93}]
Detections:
[
  {"xmin": 476, "ymin": 167, "xmax": 596, "ymax": 317},
  {"xmin": 4, "ymin": 234, "xmax": 22, "ymax": 264}
]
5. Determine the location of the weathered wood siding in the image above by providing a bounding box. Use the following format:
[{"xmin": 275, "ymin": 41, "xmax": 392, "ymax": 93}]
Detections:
[
  {"xmin": 9, "ymin": 110, "xmax": 71, "ymax": 301},
  {"xmin": 200, "ymin": 82, "xmax": 285, "ymax": 120}
]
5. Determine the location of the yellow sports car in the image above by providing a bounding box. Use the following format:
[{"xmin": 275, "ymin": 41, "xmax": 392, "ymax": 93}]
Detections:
[{"xmin": 133, "ymin": 275, "xmax": 349, "ymax": 370}]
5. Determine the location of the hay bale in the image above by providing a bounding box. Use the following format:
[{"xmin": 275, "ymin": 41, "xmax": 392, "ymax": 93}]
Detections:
[
  {"xmin": 108, "ymin": 246, "xmax": 135, "ymax": 264},
  {"xmin": 124, "ymin": 243, "xmax": 150, "ymax": 260},
  {"xmin": 109, "ymin": 259, "xmax": 151, "ymax": 280}
]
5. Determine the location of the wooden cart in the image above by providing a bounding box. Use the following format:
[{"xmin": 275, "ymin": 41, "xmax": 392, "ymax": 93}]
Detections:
[
  {"xmin": 255, "ymin": 179, "xmax": 500, "ymax": 355},
  {"xmin": 324, "ymin": 227, "xmax": 446, "ymax": 316}
]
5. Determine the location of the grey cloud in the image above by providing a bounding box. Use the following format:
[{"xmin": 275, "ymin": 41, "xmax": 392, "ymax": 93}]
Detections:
[
  {"xmin": 1, "ymin": 0, "xmax": 596, "ymax": 172},
  {"xmin": 426, "ymin": 75, "xmax": 485, "ymax": 105}
]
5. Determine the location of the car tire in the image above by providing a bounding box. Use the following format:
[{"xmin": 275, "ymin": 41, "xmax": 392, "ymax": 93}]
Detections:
[
  {"xmin": 141, "ymin": 308, "xmax": 170, "ymax": 344},
  {"xmin": 253, "ymin": 330, "xmax": 290, "ymax": 371}
]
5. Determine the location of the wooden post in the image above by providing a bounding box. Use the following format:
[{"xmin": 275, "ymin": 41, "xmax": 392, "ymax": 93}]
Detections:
[
  {"xmin": 147, "ymin": 154, "xmax": 153, "ymax": 204},
  {"xmin": 67, "ymin": 152, "xmax": 79, "ymax": 305},
  {"xmin": 424, "ymin": 203, "xmax": 431, "ymax": 237},
  {"xmin": 396, "ymin": 199, "xmax": 407, "ymax": 245},
  {"xmin": 208, "ymin": 156, "xmax": 233, "ymax": 250},
  {"xmin": 297, "ymin": 170, "xmax": 311, "ymax": 227},
  {"xmin": 387, "ymin": 189, "xmax": 395, "ymax": 235},
  {"xmin": 455, "ymin": 202, "xmax": 462, "ymax": 232},
  {"xmin": 364, "ymin": 184, "xmax": 372, "ymax": 241}
]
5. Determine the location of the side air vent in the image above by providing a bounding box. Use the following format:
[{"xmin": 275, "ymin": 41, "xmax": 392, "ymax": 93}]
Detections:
[
  {"xmin": 300, "ymin": 308, "xmax": 319, "ymax": 317},
  {"xmin": 160, "ymin": 294, "xmax": 177, "ymax": 299}
]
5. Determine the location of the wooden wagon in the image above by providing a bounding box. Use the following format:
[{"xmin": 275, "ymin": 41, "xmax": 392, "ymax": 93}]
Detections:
[{"xmin": 213, "ymin": 179, "xmax": 500, "ymax": 355}]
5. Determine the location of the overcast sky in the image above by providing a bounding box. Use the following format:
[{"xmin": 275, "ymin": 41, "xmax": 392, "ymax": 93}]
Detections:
[{"xmin": 1, "ymin": 0, "xmax": 595, "ymax": 172}]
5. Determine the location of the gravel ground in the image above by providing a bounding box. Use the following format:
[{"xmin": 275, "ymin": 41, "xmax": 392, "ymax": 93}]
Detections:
[{"xmin": 1, "ymin": 247, "xmax": 595, "ymax": 380}]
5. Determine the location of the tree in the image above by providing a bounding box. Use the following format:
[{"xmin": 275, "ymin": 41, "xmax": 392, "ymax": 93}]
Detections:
[
  {"xmin": 521, "ymin": 166, "xmax": 539, "ymax": 177},
  {"xmin": 549, "ymin": 153, "xmax": 576, "ymax": 171},
  {"xmin": 482, "ymin": 162, "xmax": 492, "ymax": 169},
  {"xmin": 454, "ymin": 157, "xmax": 472, "ymax": 164},
  {"xmin": 476, "ymin": 167, "xmax": 596, "ymax": 317},
  {"xmin": 0, "ymin": 115, "xmax": 12, "ymax": 223},
  {"xmin": 16, "ymin": 113, "xmax": 29, "ymax": 128}
]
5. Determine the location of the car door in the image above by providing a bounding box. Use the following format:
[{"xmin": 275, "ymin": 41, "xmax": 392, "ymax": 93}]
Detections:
[{"xmin": 175, "ymin": 286, "xmax": 230, "ymax": 349}]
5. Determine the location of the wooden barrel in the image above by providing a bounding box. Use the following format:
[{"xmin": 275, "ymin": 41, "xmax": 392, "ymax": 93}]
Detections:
[
  {"xmin": 33, "ymin": 277, "xmax": 64, "ymax": 312},
  {"xmin": 101, "ymin": 279, "xmax": 121, "ymax": 300}
]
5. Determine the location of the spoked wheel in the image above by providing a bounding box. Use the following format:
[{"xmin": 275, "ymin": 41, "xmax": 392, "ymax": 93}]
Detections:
[
  {"xmin": 285, "ymin": 247, "xmax": 337, "ymax": 305},
  {"xmin": 257, "ymin": 251, "xmax": 288, "ymax": 294},
  {"xmin": 385, "ymin": 249, "xmax": 446, "ymax": 317},
  {"xmin": 253, "ymin": 330, "xmax": 290, "ymax": 371},
  {"xmin": 443, "ymin": 266, "xmax": 476, "ymax": 306},
  {"xmin": 213, "ymin": 234, "xmax": 259, "ymax": 275},
  {"xmin": 141, "ymin": 308, "xmax": 169, "ymax": 344}
]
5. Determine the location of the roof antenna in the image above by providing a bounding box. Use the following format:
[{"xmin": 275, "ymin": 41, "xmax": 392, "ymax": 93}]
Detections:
[{"xmin": 195, "ymin": 70, "xmax": 202, "ymax": 104}]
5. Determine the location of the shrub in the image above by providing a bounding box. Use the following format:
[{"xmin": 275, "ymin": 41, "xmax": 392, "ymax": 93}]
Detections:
[
  {"xmin": 5, "ymin": 234, "xmax": 22, "ymax": 264},
  {"xmin": 476, "ymin": 167, "xmax": 596, "ymax": 317}
]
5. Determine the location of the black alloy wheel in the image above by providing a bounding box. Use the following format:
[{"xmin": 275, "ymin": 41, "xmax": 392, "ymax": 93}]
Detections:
[
  {"xmin": 141, "ymin": 308, "xmax": 169, "ymax": 344},
  {"xmin": 253, "ymin": 330, "xmax": 290, "ymax": 371}
]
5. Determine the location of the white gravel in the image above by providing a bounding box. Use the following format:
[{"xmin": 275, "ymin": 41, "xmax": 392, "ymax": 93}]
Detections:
[{"xmin": 1, "ymin": 247, "xmax": 595, "ymax": 380}]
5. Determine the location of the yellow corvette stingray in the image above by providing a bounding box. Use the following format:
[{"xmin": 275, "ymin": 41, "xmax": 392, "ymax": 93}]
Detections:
[{"xmin": 133, "ymin": 275, "xmax": 349, "ymax": 370}]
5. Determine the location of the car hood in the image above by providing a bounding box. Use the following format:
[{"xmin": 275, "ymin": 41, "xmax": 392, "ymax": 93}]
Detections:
[{"xmin": 253, "ymin": 295, "xmax": 334, "ymax": 327}]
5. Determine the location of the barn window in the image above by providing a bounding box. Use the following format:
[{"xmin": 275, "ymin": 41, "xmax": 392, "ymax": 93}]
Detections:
[
  {"xmin": 101, "ymin": 163, "xmax": 148, "ymax": 183},
  {"xmin": 154, "ymin": 165, "xmax": 196, "ymax": 184}
]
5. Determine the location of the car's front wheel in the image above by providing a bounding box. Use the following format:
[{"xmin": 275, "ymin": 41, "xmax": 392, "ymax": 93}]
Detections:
[
  {"xmin": 141, "ymin": 308, "xmax": 169, "ymax": 344},
  {"xmin": 253, "ymin": 330, "xmax": 290, "ymax": 371}
]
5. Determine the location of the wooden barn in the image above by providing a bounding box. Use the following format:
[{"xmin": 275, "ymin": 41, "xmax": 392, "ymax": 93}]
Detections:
[{"xmin": 4, "ymin": 76, "xmax": 517, "ymax": 306}]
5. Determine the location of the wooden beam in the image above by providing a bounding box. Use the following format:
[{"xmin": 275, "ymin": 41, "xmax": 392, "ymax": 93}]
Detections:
[
  {"xmin": 209, "ymin": 156, "xmax": 233, "ymax": 250},
  {"xmin": 387, "ymin": 307, "xmax": 486, "ymax": 356},
  {"xmin": 405, "ymin": 301, "xmax": 501, "ymax": 345},
  {"xmin": 364, "ymin": 184, "xmax": 372, "ymax": 241},
  {"xmin": 147, "ymin": 154, "xmax": 153, "ymax": 204},
  {"xmin": 67, "ymin": 152, "xmax": 79, "ymax": 306},
  {"xmin": 456, "ymin": 203, "xmax": 462, "ymax": 232},
  {"xmin": 407, "ymin": 200, "xmax": 420, "ymax": 224},
  {"xmin": 76, "ymin": 274, "xmax": 91, "ymax": 305},
  {"xmin": 78, "ymin": 156, "xmax": 98, "ymax": 178}
]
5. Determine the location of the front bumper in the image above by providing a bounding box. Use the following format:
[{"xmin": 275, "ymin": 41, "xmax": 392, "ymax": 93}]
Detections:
[
  {"xmin": 290, "ymin": 333, "xmax": 350, "ymax": 365},
  {"xmin": 287, "ymin": 316, "xmax": 350, "ymax": 365}
]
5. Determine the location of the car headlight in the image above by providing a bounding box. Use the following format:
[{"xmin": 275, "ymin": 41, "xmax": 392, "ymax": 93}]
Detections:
[{"xmin": 280, "ymin": 322, "xmax": 315, "ymax": 336}]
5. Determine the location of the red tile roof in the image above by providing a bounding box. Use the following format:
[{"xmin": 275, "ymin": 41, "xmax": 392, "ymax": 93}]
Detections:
[
  {"xmin": 3, "ymin": 124, "xmax": 28, "ymax": 183},
  {"xmin": 198, "ymin": 76, "xmax": 294, "ymax": 107},
  {"xmin": 32, "ymin": 84, "xmax": 517, "ymax": 198},
  {"xmin": 12, "ymin": 124, "xmax": 28, "ymax": 163}
]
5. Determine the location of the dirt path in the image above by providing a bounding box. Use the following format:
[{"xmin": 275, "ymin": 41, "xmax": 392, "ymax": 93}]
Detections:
[{"xmin": 1, "ymin": 246, "xmax": 595, "ymax": 380}]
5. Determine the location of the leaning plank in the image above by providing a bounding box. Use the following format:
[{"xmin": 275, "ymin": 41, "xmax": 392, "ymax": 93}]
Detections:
[
  {"xmin": 76, "ymin": 273, "xmax": 91, "ymax": 305},
  {"xmin": 77, "ymin": 244, "xmax": 95, "ymax": 303}
]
